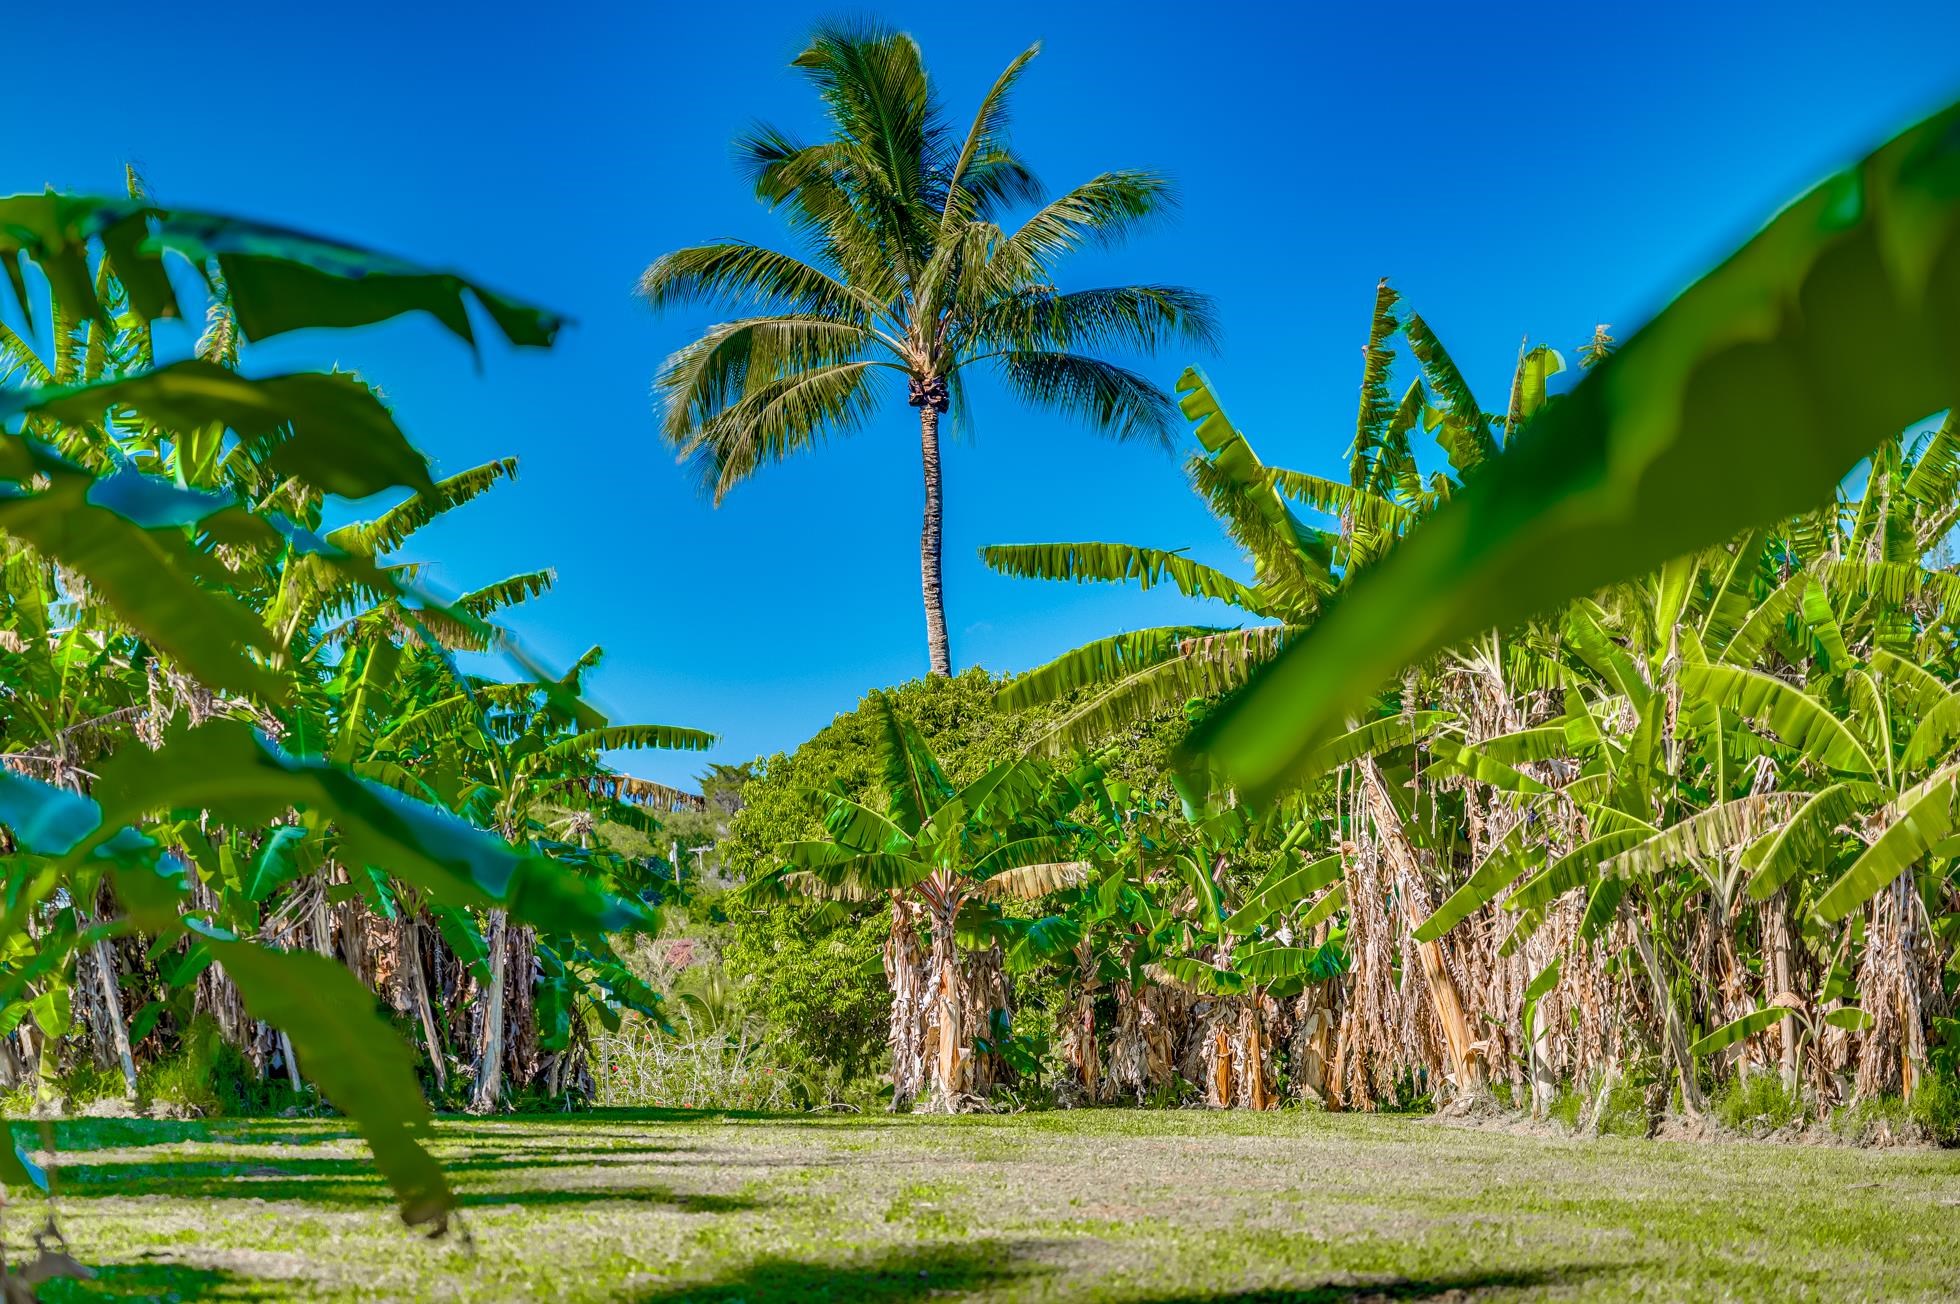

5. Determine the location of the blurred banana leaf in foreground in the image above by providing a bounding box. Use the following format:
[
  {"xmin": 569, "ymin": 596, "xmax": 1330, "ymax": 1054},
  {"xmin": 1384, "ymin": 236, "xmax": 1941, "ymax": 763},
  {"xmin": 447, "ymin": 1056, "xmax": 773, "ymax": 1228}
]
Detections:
[
  {"xmin": 1182, "ymin": 96, "xmax": 1960, "ymax": 802},
  {"xmin": 0, "ymin": 194, "xmax": 674, "ymax": 1235}
]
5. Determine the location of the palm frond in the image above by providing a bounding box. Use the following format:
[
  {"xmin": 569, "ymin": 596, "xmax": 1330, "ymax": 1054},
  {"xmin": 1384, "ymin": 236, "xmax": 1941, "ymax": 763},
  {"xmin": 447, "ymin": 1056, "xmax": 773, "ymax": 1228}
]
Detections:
[
  {"xmin": 638, "ymin": 242, "xmax": 877, "ymax": 320},
  {"xmin": 980, "ymin": 542, "xmax": 1261, "ymax": 609},
  {"xmin": 995, "ymin": 625, "xmax": 1234, "ymax": 712},
  {"xmin": 1024, "ymin": 627, "xmax": 1288, "ymax": 753},
  {"xmin": 993, "ymin": 352, "xmax": 1175, "ymax": 445},
  {"xmin": 964, "ymin": 285, "xmax": 1217, "ymax": 356},
  {"xmin": 676, "ymin": 360, "xmax": 888, "ymax": 502},
  {"xmin": 326, "ymin": 458, "xmax": 519, "ymax": 556}
]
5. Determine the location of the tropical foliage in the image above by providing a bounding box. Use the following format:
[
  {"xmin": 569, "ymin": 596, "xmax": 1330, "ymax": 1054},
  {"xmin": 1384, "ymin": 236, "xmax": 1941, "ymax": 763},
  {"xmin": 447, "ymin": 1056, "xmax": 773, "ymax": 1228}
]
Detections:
[
  {"xmin": 936, "ymin": 95, "xmax": 1960, "ymax": 1129},
  {"xmin": 9, "ymin": 30, "xmax": 1960, "ymax": 1300},
  {"xmin": 0, "ymin": 181, "xmax": 710, "ymax": 1231}
]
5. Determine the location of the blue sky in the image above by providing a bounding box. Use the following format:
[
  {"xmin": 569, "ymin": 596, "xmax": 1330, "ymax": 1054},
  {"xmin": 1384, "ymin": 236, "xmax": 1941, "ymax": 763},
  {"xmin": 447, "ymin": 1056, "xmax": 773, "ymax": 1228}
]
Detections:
[{"xmin": 9, "ymin": 1, "xmax": 1960, "ymax": 786}]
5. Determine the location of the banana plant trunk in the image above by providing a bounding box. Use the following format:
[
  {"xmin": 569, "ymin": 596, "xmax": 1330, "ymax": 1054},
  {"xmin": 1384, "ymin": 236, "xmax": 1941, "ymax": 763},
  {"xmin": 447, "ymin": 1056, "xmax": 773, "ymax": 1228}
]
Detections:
[
  {"xmin": 1765, "ymin": 887, "xmax": 1801, "ymax": 1090},
  {"xmin": 404, "ymin": 914, "xmax": 447, "ymax": 1093},
  {"xmin": 885, "ymin": 896, "xmax": 927, "ymax": 1110},
  {"xmin": 913, "ymin": 378, "xmax": 951, "ymax": 678},
  {"xmin": 471, "ymin": 908, "xmax": 509, "ymax": 1113},
  {"xmin": 1359, "ymin": 759, "xmax": 1483, "ymax": 1094},
  {"xmin": 1631, "ymin": 906, "xmax": 1706, "ymax": 1117},
  {"xmin": 960, "ymin": 939, "xmax": 1013, "ymax": 1096},
  {"xmin": 920, "ymin": 895, "xmax": 966, "ymax": 1112},
  {"xmin": 1061, "ymin": 942, "xmax": 1101, "ymax": 1103},
  {"xmin": 85, "ymin": 932, "xmax": 139, "ymax": 1099}
]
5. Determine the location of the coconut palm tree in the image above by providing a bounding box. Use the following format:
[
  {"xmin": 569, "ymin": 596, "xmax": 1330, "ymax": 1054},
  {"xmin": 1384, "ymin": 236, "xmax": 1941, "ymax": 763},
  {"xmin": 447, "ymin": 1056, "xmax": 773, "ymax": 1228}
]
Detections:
[{"xmin": 641, "ymin": 21, "xmax": 1216, "ymax": 676}]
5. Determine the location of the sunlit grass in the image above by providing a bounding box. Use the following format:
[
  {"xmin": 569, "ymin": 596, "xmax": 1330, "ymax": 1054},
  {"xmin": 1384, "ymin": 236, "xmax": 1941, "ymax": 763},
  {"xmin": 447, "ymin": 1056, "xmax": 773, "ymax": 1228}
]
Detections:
[{"xmin": 19, "ymin": 1108, "xmax": 1960, "ymax": 1301}]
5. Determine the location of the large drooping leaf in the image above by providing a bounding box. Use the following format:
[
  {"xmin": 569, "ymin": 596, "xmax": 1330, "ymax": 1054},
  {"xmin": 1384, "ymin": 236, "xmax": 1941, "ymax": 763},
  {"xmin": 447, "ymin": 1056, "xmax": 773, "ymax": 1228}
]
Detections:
[
  {"xmin": 1871, "ymin": 648, "xmax": 1953, "ymax": 719},
  {"xmin": 1683, "ymin": 665, "xmax": 1876, "ymax": 775},
  {"xmin": 995, "ymin": 625, "xmax": 1230, "ymax": 711},
  {"xmin": 1814, "ymin": 773, "xmax": 1957, "ymax": 922},
  {"xmin": 6, "ymin": 362, "xmax": 436, "ymax": 499},
  {"xmin": 1233, "ymin": 940, "xmax": 1345, "ymax": 986},
  {"xmin": 1302, "ymin": 711, "xmax": 1449, "ymax": 774},
  {"xmin": 1004, "ymin": 913, "xmax": 1085, "ymax": 973},
  {"xmin": 1507, "ymin": 829, "xmax": 1646, "ymax": 913},
  {"xmin": 0, "ymin": 769, "xmax": 106, "ymax": 855},
  {"xmin": 1222, "ymin": 852, "xmax": 1343, "ymax": 934},
  {"xmin": 1267, "ymin": 468, "xmax": 1412, "ymax": 534},
  {"xmin": 1902, "ymin": 691, "xmax": 1960, "ymax": 773},
  {"xmin": 0, "ymin": 448, "xmax": 283, "ymax": 697},
  {"xmin": 92, "ymin": 721, "xmax": 641, "ymax": 934},
  {"xmin": 1173, "ymin": 854, "xmax": 1225, "ymax": 933},
  {"xmin": 528, "ymin": 723, "xmax": 717, "ymax": 772},
  {"xmin": 328, "ymin": 458, "xmax": 521, "ymax": 556},
  {"xmin": 1180, "ymin": 97, "xmax": 1960, "ymax": 802},
  {"xmin": 980, "ymin": 542, "xmax": 1263, "ymax": 610},
  {"xmin": 1414, "ymin": 827, "xmax": 1532, "ymax": 942},
  {"xmin": 1296, "ymin": 881, "xmax": 1347, "ymax": 928},
  {"xmin": 869, "ymin": 693, "xmax": 952, "ymax": 833},
  {"xmin": 817, "ymin": 792, "xmax": 911, "ymax": 854},
  {"xmin": 1030, "ymin": 626, "xmax": 1287, "ymax": 755},
  {"xmin": 1521, "ymin": 957, "xmax": 1563, "ymax": 1045},
  {"xmin": 1744, "ymin": 782, "xmax": 1875, "ymax": 899},
  {"xmin": 212, "ymin": 943, "xmax": 452, "ymax": 1230},
  {"xmin": 0, "ymin": 193, "xmax": 562, "ymax": 349},
  {"xmin": 1691, "ymin": 1004, "xmax": 1793, "ymax": 1058},
  {"xmin": 1606, "ymin": 793, "xmax": 1811, "ymax": 878},
  {"xmin": 976, "ymin": 858, "xmax": 1090, "ymax": 900},
  {"xmin": 783, "ymin": 850, "xmax": 932, "ymax": 898},
  {"xmin": 1175, "ymin": 369, "xmax": 1337, "ymax": 607},
  {"xmin": 1153, "ymin": 954, "xmax": 1245, "ymax": 996},
  {"xmin": 1464, "ymin": 725, "xmax": 1572, "ymax": 768},
  {"xmin": 1424, "ymin": 734, "xmax": 1548, "ymax": 795}
]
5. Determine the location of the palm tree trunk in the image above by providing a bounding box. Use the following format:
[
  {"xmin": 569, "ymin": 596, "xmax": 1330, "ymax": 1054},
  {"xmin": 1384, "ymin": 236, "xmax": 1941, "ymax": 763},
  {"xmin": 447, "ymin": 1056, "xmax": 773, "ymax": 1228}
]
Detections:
[{"xmin": 914, "ymin": 384, "xmax": 951, "ymax": 677}]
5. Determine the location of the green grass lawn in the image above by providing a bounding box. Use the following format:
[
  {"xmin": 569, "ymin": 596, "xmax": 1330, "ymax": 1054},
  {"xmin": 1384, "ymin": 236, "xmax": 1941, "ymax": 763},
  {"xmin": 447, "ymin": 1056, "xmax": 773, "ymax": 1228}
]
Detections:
[{"xmin": 16, "ymin": 1108, "xmax": 1959, "ymax": 1301}]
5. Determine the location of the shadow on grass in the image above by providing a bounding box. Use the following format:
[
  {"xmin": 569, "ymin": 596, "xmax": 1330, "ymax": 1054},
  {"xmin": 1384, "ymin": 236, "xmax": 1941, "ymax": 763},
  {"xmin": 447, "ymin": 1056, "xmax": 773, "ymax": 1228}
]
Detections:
[
  {"xmin": 47, "ymin": 1153, "xmax": 770, "ymax": 1215},
  {"xmin": 1128, "ymin": 1268, "xmax": 1614, "ymax": 1302},
  {"xmin": 41, "ymin": 1260, "xmax": 277, "ymax": 1302},
  {"xmin": 26, "ymin": 1118, "xmax": 363, "ymax": 1155},
  {"xmin": 632, "ymin": 1242, "xmax": 1053, "ymax": 1302}
]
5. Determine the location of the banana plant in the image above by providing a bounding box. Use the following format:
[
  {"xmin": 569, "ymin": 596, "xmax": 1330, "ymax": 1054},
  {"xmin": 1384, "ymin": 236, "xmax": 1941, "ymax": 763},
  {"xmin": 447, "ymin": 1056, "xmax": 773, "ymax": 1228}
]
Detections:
[
  {"xmin": 0, "ymin": 190, "xmax": 701, "ymax": 1234},
  {"xmin": 1182, "ymin": 94, "xmax": 1960, "ymax": 806},
  {"xmin": 751, "ymin": 693, "xmax": 1090, "ymax": 1110}
]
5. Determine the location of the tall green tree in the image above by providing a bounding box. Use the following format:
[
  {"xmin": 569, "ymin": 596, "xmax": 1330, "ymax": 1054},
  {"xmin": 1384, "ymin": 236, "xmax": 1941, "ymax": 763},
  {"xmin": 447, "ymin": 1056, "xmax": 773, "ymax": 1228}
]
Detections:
[{"xmin": 642, "ymin": 21, "xmax": 1215, "ymax": 676}]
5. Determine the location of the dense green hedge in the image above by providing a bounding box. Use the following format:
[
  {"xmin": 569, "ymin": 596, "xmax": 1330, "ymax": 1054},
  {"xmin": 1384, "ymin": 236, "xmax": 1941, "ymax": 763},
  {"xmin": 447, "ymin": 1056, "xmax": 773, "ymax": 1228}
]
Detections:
[{"xmin": 716, "ymin": 670, "xmax": 1186, "ymax": 1099}]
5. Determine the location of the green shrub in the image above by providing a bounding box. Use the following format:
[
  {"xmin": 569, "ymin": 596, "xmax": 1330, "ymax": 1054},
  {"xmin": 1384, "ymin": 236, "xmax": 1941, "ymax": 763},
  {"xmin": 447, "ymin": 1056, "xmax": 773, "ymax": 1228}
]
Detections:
[
  {"xmin": 1830, "ymin": 1070, "xmax": 1960, "ymax": 1146},
  {"xmin": 1545, "ymin": 1068, "xmax": 1652, "ymax": 1136},
  {"xmin": 138, "ymin": 1016, "xmax": 299, "ymax": 1117},
  {"xmin": 715, "ymin": 671, "xmax": 1190, "ymax": 1101},
  {"xmin": 718, "ymin": 895, "xmax": 889, "ymax": 1097},
  {"xmin": 1546, "ymin": 1084, "xmax": 1586, "ymax": 1131},
  {"xmin": 1715, "ymin": 1072, "xmax": 1804, "ymax": 1134},
  {"xmin": 1907, "ymin": 1070, "xmax": 1960, "ymax": 1145},
  {"xmin": 592, "ymin": 1011, "xmax": 799, "ymax": 1112}
]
